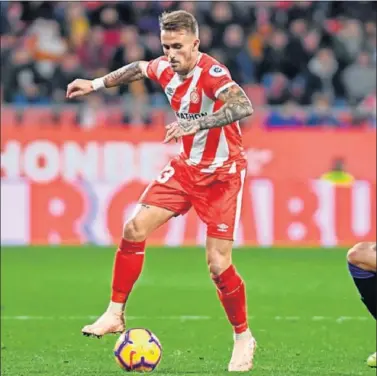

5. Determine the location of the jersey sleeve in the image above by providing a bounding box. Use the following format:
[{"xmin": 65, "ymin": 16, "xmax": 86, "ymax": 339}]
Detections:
[
  {"xmin": 203, "ymin": 64, "xmax": 236, "ymax": 100},
  {"xmin": 144, "ymin": 56, "xmax": 168, "ymax": 82}
]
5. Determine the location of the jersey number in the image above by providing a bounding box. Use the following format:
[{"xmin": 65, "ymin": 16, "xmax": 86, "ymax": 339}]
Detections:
[{"xmin": 157, "ymin": 165, "xmax": 175, "ymax": 184}]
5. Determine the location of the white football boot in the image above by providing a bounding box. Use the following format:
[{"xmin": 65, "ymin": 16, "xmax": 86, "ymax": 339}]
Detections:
[
  {"xmin": 82, "ymin": 304, "xmax": 125, "ymax": 338},
  {"xmin": 228, "ymin": 329, "xmax": 257, "ymax": 372}
]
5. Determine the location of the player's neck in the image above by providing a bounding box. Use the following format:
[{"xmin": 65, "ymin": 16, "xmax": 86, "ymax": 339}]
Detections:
[{"xmin": 179, "ymin": 52, "xmax": 202, "ymax": 80}]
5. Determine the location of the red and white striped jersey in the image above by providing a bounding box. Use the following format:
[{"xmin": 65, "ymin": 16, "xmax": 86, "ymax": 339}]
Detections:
[{"xmin": 145, "ymin": 53, "xmax": 247, "ymax": 174}]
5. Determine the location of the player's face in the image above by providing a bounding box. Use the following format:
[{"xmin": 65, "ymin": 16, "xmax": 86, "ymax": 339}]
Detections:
[{"xmin": 161, "ymin": 30, "xmax": 199, "ymax": 75}]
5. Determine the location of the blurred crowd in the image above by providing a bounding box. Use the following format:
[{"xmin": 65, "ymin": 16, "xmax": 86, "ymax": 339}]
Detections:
[{"xmin": 1, "ymin": 1, "xmax": 376, "ymax": 128}]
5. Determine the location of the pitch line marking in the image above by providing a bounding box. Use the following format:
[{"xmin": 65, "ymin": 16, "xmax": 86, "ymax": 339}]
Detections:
[{"xmin": 0, "ymin": 315, "xmax": 369, "ymax": 322}]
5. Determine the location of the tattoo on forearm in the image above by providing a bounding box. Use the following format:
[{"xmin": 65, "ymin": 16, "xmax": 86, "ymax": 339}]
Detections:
[
  {"xmin": 179, "ymin": 85, "xmax": 253, "ymax": 131},
  {"xmin": 103, "ymin": 62, "xmax": 144, "ymax": 88}
]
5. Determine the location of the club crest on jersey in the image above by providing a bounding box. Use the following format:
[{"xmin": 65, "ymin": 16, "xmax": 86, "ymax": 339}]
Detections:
[
  {"xmin": 190, "ymin": 89, "xmax": 200, "ymax": 104},
  {"xmin": 209, "ymin": 65, "xmax": 227, "ymax": 77}
]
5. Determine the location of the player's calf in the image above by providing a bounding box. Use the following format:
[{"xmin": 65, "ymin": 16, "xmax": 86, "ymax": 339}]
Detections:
[
  {"xmin": 206, "ymin": 238, "xmax": 250, "ymax": 335},
  {"xmin": 111, "ymin": 205, "xmax": 175, "ymax": 310},
  {"xmin": 347, "ymin": 242, "xmax": 376, "ymax": 319},
  {"xmin": 108, "ymin": 217, "xmax": 149, "ymax": 305},
  {"xmin": 82, "ymin": 205, "xmax": 175, "ymax": 338},
  {"xmin": 81, "ymin": 235, "xmax": 144, "ymax": 337},
  {"xmin": 206, "ymin": 238, "xmax": 256, "ymax": 371}
]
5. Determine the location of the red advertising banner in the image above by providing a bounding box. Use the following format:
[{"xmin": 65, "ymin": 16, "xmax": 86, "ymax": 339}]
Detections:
[{"xmin": 1, "ymin": 126, "xmax": 376, "ymax": 246}]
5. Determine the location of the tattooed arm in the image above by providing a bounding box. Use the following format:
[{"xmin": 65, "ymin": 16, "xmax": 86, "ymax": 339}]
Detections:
[
  {"xmin": 197, "ymin": 84, "xmax": 253, "ymax": 130},
  {"xmin": 66, "ymin": 61, "xmax": 149, "ymax": 99},
  {"xmin": 102, "ymin": 61, "xmax": 148, "ymax": 88},
  {"xmin": 164, "ymin": 84, "xmax": 253, "ymax": 143}
]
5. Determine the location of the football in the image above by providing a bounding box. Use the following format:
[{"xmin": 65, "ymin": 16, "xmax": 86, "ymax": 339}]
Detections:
[{"xmin": 114, "ymin": 328, "xmax": 162, "ymax": 372}]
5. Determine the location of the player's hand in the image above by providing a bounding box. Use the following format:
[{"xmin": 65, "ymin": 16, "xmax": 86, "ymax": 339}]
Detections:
[
  {"xmin": 66, "ymin": 79, "xmax": 94, "ymax": 99},
  {"xmin": 163, "ymin": 121, "xmax": 200, "ymax": 144}
]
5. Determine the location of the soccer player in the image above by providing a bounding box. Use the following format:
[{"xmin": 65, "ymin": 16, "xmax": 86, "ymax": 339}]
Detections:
[
  {"xmin": 66, "ymin": 11, "xmax": 256, "ymax": 371},
  {"xmin": 347, "ymin": 242, "xmax": 376, "ymax": 368}
]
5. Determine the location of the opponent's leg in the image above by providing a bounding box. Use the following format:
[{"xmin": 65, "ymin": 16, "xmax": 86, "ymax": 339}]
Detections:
[
  {"xmin": 347, "ymin": 242, "xmax": 376, "ymax": 368},
  {"xmin": 82, "ymin": 204, "xmax": 175, "ymax": 337},
  {"xmin": 206, "ymin": 236, "xmax": 256, "ymax": 372},
  {"xmin": 347, "ymin": 242, "xmax": 376, "ymax": 319}
]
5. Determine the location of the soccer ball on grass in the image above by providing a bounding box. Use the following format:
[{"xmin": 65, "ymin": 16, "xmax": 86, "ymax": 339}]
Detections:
[{"xmin": 114, "ymin": 328, "xmax": 162, "ymax": 372}]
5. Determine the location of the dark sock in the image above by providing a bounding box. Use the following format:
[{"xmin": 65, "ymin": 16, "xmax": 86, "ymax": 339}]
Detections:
[{"xmin": 348, "ymin": 262, "xmax": 376, "ymax": 319}]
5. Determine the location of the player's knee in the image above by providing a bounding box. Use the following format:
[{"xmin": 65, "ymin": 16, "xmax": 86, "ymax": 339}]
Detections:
[
  {"xmin": 123, "ymin": 218, "xmax": 147, "ymax": 242},
  {"xmin": 347, "ymin": 242, "xmax": 371, "ymax": 266},
  {"xmin": 207, "ymin": 246, "xmax": 232, "ymax": 276}
]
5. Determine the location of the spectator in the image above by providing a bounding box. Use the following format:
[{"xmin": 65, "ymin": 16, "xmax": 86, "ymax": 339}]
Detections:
[
  {"xmin": 143, "ymin": 32, "xmax": 161, "ymax": 60},
  {"xmin": 0, "ymin": 2, "xmax": 11, "ymax": 35},
  {"xmin": 0, "ymin": 35, "xmax": 17, "ymax": 78},
  {"xmin": 301, "ymin": 29, "xmax": 322, "ymax": 62},
  {"xmin": 110, "ymin": 35, "xmax": 152, "ymax": 98},
  {"xmin": 205, "ymin": 2, "xmax": 234, "ymax": 49},
  {"xmin": 98, "ymin": 6, "xmax": 122, "ymax": 47},
  {"xmin": 0, "ymin": 0, "xmax": 375, "ymax": 128},
  {"xmin": 265, "ymin": 73, "xmax": 291, "ymax": 105},
  {"xmin": 198, "ymin": 25, "xmax": 213, "ymax": 55},
  {"xmin": 109, "ymin": 42, "xmax": 153, "ymax": 119},
  {"xmin": 247, "ymin": 23, "xmax": 272, "ymax": 65},
  {"xmin": 179, "ymin": 2, "xmax": 199, "ymax": 20},
  {"xmin": 208, "ymin": 48, "xmax": 226, "ymax": 66},
  {"xmin": 222, "ymin": 24, "xmax": 248, "ymax": 84},
  {"xmin": 266, "ymin": 100, "xmax": 303, "ymax": 128},
  {"xmin": 365, "ymin": 23, "xmax": 376, "ymax": 64},
  {"xmin": 28, "ymin": 18, "xmax": 67, "ymax": 62},
  {"xmin": 287, "ymin": 2, "xmax": 314, "ymax": 25},
  {"xmin": 123, "ymin": 44, "xmax": 148, "ymax": 96},
  {"xmin": 110, "ymin": 27, "xmax": 138, "ymax": 74},
  {"xmin": 257, "ymin": 29, "xmax": 289, "ymax": 79},
  {"xmin": 285, "ymin": 29, "xmax": 321, "ymax": 79},
  {"xmin": 306, "ymin": 94, "xmax": 342, "ymax": 127},
  {"xmin": 307, "ymin": 48, "xmax": 339, "ymax": 100},
  {"xmin": 64, "ymin": 3, "xmax": 90, "ymax": 48},
  {"xmin": 19, "ymin": 1, "xmax": 55, "ymax": 23},
  {"xmin": 135, "ymin": 2, "xmax": 161, "ymax": 35},
  {"xmin": 51, "ymin": 52, "xmax": 84, "ymax": 103},
  {"xmin": 289, "ymin": 18, "xmax": 308, "ymax": 40},
  {"xmin": 27, "ymin": 18, "xmax": 67, "ymax": 84},
  {"xmin": 115, "ymin": 2, "xmax": 137, "ymax": 26},
  {"xmin": 342, "ymin": 51, "xmax": 376, "ymax": 104},
  {"xmin": 289, "ymin": 74, "xmax": 309, "ymax": 105},
  {"xmin": 119, "ymin": 25, "xmax": 140, "ymax": 49},
  {"xmin": 76, "ymin": 26, "xmax": 114, "ymax": 76},
  {"xmin": 352, "ymin": 91, "xmax": 376, "ymax": 128},
  {"xmin": 3, "ymin": 48, "xmax": 49, "ymax": 104},
  {"xmin": 333, "ymin": 19, "xmax": 364, "ymax": 65}
]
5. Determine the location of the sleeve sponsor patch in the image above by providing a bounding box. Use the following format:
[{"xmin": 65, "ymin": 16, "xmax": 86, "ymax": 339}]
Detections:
[{"xmin": 209, "ymin": 65, "xmax": 228, "ymax": 78}]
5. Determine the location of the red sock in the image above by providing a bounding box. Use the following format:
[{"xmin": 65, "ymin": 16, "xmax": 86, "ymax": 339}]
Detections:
[
  {"xmin": 111, "ymin": 238, "xmax": 145, "ymax": 303},
  {"xmin": 213, "ymin": 265, "xmax": 248, "ymax": 334}
]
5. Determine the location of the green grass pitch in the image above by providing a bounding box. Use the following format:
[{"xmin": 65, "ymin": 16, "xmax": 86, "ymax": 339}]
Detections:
[{"xmin": 1, "ymin": 246, "xmax": 375, "ymax": 375}]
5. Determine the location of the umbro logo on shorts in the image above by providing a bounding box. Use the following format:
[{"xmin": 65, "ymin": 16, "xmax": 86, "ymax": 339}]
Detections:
[{"xmin": 217, "ymin": 223, "xmax": 229, "ymax": 232}]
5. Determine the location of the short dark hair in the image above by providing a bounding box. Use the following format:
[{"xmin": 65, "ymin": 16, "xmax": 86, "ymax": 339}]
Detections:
[{"xmin": 159, "ymin": 10, "xmax": 199, "ymax": 37}]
